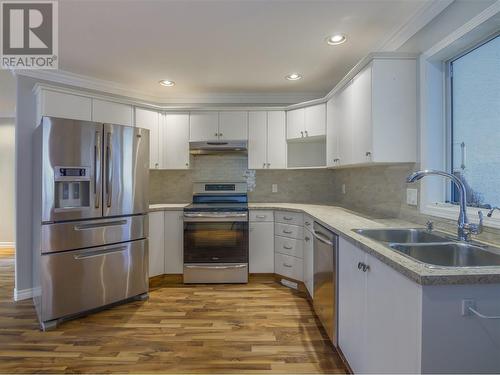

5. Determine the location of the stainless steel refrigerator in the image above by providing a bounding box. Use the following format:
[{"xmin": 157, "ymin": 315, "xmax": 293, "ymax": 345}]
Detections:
[{"xmin": 32, "ymin": 117, "xmax": 150, "ymax": 330}]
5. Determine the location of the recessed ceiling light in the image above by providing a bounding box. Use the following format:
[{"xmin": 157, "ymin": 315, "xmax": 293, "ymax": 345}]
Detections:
[
  {"xmin": 285, "ymin": 73, "xmax": 302, "ymax": 81},
  {"xmin": 159, "ymin": 80, "xmax": 175, "ymax": 87},
  {"xmin": 326, "ymin": 34, "xmax": 347, "ymax": 45}
]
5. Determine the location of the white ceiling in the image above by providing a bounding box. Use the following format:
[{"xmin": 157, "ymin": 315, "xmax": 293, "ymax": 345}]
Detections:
[{"xmin": 56, "ymin": 0, "xmax": 431, "ymax": 101}]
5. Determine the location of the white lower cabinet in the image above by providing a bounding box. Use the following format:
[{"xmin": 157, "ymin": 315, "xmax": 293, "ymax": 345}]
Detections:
[
  {"xmin": 164, "ymin": 211, "xmax": 184, "ymax": 274},
  {"xmin": 338, "ymin": 237, "xmax": 421, "ymax": 374},
  {"xmin": 303, "ymin": 226, "xmax": 313, "ymax": 297},
  {"xmin": 275, "ymin": 252, "xmax": 303, "ymax": 281},
  {"xmin": 148, "ymin": 212, "xmax": 165, "ymax": 277},
  {"xmin": 249, "ymin": 221, "xmax": 274, "ymax": 273}
]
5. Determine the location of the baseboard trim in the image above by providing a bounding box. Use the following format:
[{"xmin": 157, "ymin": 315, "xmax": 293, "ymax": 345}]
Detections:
[
  {"xmin": 14, "ymin": 287, "xmax": 34, "ymax": 301},
  {"xmin": 0, "ymin": 242, "xmax": 15, "ymax": 248}
]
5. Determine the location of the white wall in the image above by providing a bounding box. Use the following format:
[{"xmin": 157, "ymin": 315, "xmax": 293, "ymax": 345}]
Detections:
[{"xmin": 0, "ymin": 118, "xmax": 15, "ymax": 246}]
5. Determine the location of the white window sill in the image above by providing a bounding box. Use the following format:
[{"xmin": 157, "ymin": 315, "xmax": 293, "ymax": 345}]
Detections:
[{"xmin": 421, "ymin": 203, "xmax": 500, "ymax": 230}]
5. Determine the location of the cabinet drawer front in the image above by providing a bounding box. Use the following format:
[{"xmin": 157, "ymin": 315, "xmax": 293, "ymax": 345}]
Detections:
[
  {"xmin": 275, "ymin": 210, "xmax": 303, "ymax": 226},
  {"xmin": 275, "ymin": 252, "xmax": 303, "ymax": 281},
  {"xmin": 249, "ymin": 210, "xmax": 274, "ymax": 222},
  {"xmin": 275, "ymin": 236, "xmax": 303, "ymax": 258},
  {"xmin": 303, "ymin": 215, "xmax": 314, "ymax": 233},
  {"xmin": 41, "ymin": 239, "xmax": 148, "ymax": 321},
  {"xmin": 275, "ymin": 223, "xmax": 303, "ymax": 240}
]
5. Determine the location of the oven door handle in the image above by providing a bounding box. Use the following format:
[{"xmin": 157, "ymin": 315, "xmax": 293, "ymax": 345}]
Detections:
[
  {"xmin": 184, "ymin": 264, "xmax": 247, "ymax": 270},
  {"xmin": 183, "ymin": 212, "xmax": 248, "ymax": 222}
]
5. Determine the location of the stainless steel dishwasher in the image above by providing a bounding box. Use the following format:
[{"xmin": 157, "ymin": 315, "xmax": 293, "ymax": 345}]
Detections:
[{"xmin": 313, "ymin": 221, "xmax": 338, "ymax": 346}]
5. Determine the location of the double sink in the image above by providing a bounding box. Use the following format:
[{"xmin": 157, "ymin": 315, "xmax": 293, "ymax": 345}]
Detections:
[{"xmin": 353, "ymin": 228, "xmax": 500, "ymax": 268}]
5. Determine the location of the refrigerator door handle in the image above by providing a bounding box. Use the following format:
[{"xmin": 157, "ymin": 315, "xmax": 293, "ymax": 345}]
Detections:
[
  {"xmin": 94, "ymin": 130, "xmax": 101, "ymax": 209},
  {"xmin": 105, "ymin": 131, "xmax": 112, "ymax": 208}
]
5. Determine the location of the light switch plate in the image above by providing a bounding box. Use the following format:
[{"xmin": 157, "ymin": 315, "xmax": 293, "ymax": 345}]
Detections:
[
  {"xmin": 406, "ymin": 188, "xmax": 418, "ymax": 206},
  {"xmin": 272, "ymin": 184, "xmax": 278, "ymax": 193}
]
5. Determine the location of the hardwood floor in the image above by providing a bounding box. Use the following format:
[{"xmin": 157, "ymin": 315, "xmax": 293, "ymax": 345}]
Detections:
[{"xmin": 0, "ymin": 250, "xmax": 346, "ymax": 373}]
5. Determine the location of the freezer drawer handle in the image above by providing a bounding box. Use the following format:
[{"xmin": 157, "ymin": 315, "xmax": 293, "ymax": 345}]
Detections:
[
  {"xmin": 73, "ymin": 246, "xmax": 128, "ymax": 260},
  {"xmin": 73, "ymin": 220, "xmax": 128, "ymax": 231},
  {"xmin": 313, "ymin": 230, "xmax": 334, "ymax": 246},
  {"xmin": 184, "ymin": 264, "xmax": 247, "ymax": 270}
]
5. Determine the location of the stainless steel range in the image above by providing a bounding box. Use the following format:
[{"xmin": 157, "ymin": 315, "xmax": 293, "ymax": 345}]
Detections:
[{"xmin": 183, "ymin": 182, "xmax": 249, "ymax": 283}]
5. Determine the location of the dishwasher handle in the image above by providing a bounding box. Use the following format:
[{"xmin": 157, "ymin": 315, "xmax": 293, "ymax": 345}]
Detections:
[{"xmin": 313, "ymin": 230, "xmax": 334, "ymax": 246}]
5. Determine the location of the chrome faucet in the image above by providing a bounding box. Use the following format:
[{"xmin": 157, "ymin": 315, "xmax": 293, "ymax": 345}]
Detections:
[{"xmin": 406, "ymin": 169, "xmax": 483, "ymax": 241}]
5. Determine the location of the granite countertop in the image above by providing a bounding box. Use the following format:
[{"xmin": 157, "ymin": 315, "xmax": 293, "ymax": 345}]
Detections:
[
  {"xmin": 149, "ymin": 202, "xmax": 500, "ymax": 285},
  {"xmin": 149, "ymin": 203, "xmax": 188, "ymax": 212}
]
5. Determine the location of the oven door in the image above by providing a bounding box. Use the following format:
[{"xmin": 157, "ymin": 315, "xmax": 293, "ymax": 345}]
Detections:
[{"xmin": 183, "ymin": 212, "xmax": 248, "ymax": 263}]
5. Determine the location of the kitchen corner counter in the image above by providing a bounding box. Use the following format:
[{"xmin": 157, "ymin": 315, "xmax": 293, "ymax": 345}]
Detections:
[
  {"xmin": 149, "ymin": 203, "xmax": 188, "ymax": 212},
  {"xmin": 249, "ymin": 203, "xmax": 500, "ymax": 286}
]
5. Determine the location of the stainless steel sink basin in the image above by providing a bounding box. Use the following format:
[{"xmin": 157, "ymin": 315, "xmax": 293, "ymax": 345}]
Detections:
[
  {"xmin": 389, "ymin": 242, "xmax": 500, "ymax": 267},
  {"xmin": 353, "ymin": 228, "xmax": 450, "ymax": 244}
]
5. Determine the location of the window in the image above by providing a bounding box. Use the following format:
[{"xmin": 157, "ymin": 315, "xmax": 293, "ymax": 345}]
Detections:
[{"xmin": 450, "ymin": 34, "xmax": 500, "ymax": 209}]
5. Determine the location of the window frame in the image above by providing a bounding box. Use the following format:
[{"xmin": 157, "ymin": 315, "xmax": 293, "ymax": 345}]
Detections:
[{"xmin": 419, "ymin": 26, "xmax": 500, "ymax": 229}]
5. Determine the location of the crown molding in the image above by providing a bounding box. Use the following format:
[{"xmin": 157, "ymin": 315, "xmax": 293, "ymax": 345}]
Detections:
[
  {"xmin": 15, "ymin": 69, "xmax": 324, "ymax": 105},
  {"xmin": 377, "ymin": 0, "xmax": 454, "ymax": 52}
]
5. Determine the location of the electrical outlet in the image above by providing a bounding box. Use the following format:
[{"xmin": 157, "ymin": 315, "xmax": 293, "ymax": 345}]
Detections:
[
  {"xmin": 342, "ymin": 184, "xmax": 346, "ymax": 195},
  {"xmin": 272, "ymin": 184, "xmax": 278, "ymax": 193},
  {"xmin": 406, "ymin": 188, "xmax": 418, "ymax": 206}
]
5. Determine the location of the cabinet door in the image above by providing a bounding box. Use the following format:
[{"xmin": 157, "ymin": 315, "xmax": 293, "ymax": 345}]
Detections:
[
  {"xmin": 164, "ymin": 211, "xmax": 184, "ymax": 274},
  {"xmin": 303, "ymin": 229, "xmax": 314, "ymax": 297},
  {"xmin": 219, "ymin": 111, "xmax": 248, "ymax": 140},
  {"xmin": 248, "ymin": 111, "xmax": 268, "ymax": 169},
  {"xmin": 189, "ymin": 112, "xmax": 219, "ymax": 141},
  {"xmin": 326, "ymin": 97, "xmax": 339, "ymax": 167},
  {"xmin": 39, "ymin": 90, "xmax": 92, "ymax": 122},
  {"xmin": 364, "ymin": 254, "xmax": 421, "ymax": 373},
  {"xmin": 304, "ymin": 103, "xmax": 326, "ymax": 137},
  {"xmin": 164, "ymin": 113, "xmax": 190, "ymax": 169},
  {"xmin": 267, "ymin": 111, "xmax": 287, "ymax": 169},
  {"xmin": 92, "ymin": 99, "xmax": 133, "ymax": 126},
  {"xmin": 338, "ymin": 83, "xmax": 354, "ymax": 166},
  {"xmin": 249, "ymin": 221, "xmax": 274, "ymax": 273},
  {"xmin": 286, "ymin": 108, "xmax": 305, "ymax": 140},
  {"xmin": 338, "ymin": 238, "xmax": 367, "ymax": 374},
  {"xmin": 350, "ymin": 65, "xmax": 373, "ymax": 164},
  {"xmin": 135, "ymin": 108, "xmax": 160, "ymax": 169},
  {"xmin": 148, "ymin": 212, "xmax": 165, "ymax": 277}
]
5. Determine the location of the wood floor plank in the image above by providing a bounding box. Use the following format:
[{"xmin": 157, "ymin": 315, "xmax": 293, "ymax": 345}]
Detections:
[{"xmin": 0, "ymin": 249, "xmax": 346, "ymax": 373}]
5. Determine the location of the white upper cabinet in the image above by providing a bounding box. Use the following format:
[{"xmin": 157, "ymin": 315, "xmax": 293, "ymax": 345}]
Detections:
[
  {"xmin": 286, "ymin": 108, "xmax": 305, "ymax": 139},
  {"xmin": 219, "ymin": 111, "xmax": 248, "ymax": 140},
  {"xmin": 92, "ymin": 99, "xmax": 133, "ymax": 126},
  {"xmin": 37, "ymin": 89, "xmax": 92, "ymax": 123},
  {"xmin": 248, "ymin": 111, "xmax": 268, "ymax": 169},
  {"xmin": 326, "ymin": 58, "xmax": 417, "ymax": 167},
  {"xmin": 304, "ymin": 104, "xmax": 326, "ymax": 138},
  {"xmin": 286, "ymin": 104, "xmax": 326, "ymax": 140},
  {"xmin": 189, "ymin": 112, "xmax": 219, "ymax": 142},
  {"xmin": 266, "ymin": 111, "xmax": 287, "ymax": 169},
  {"xmin": 248, "ymin": 111, "xmax": 286, "ymax": 169},
  {"xmin": 135, "ymin": 107, "xmax": 161, "ymax": 169},
  {"xmin": 163, "ymin": 113, "xmax": 190, "ymax": 169}
]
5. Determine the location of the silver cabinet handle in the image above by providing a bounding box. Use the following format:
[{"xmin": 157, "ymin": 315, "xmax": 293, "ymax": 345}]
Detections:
[
  {"xmin": 185, "ymin": 163, "xmax": 189, "ymax": 167},
  {"xmin": 357, "ymin": 262, "xmax": 369, "ymax": 272},
  {"xmin": 300, "ymin": 131, "xmax": 304, "ymax": 137},
  {"xmin": 74, "ymin": 246, "xmax": 127, "ymax": 260},
  {"xmin": 283, "ymin": 245, "xmax": 293, "ymax": 250},
  {"xmin": 283, "ymin": 216, "xmax": 293, "ymax": 221},
  {"xmin": 305, "ymin": 236, "xmax": 310, "ymax": 241},
  {"xmin": 283, "ymin": 230, "xmax": 293, "ymax": 234},
  {"xmin": 283, "ymin": 263, "xmax": 293, "ymax": 268},
  {"xmin": 94, "ymin": 130, "xmax": 101, "ymax": 209},
  {"xmin": 304, "ymin": 221, "xmax": 311, "ymax": 226},
  {"xmin": 305, "ymin": 130, "xmax": 308, "ymax": 136},
  {"xmin": 256, "ymin": 215, "xmax": 266, "ymax": 219},
  {"xmin": 358, "ymin": 262, "xmax": 363, "ymax": 270},
  {"xmin": 263, "ymin": 163, "xmax": 266, "ymax": 168},
  {"xmin": 219, "ymin": 133, "xmax": 223, "ymax": 137},
  {"xmin": 267, "ymin": 163, "xmax": 270, "ymax": 168},
  {"xmin": 105, "ymin": 131, "xmax": 112, "ymax": 208},
  {"xmin": 366, "ymin": 151, "xmax": 372, "ymax": 158},
  {"xmin": 74, "ymin": 220, "xmax": 127, "ymax": 231},
  {"xmin": 155, "ymin": 163, "xmax": 159, "ymax": 168}
]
